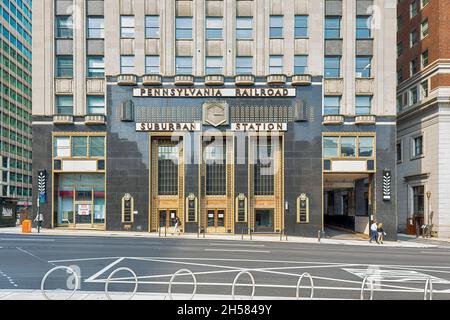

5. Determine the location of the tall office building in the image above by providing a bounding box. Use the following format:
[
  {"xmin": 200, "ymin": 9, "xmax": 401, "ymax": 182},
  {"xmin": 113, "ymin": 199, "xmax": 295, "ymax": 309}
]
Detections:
[
  {"xmin": 33, "ymin": 0, "xmax": 397, "ymax": 238},
  {"xmin": 0, "ymin": 1, "xmax": 33, "ymax": 210},
  {"xmin": 397, "ymin": 0, "xmax": 450, "ymax": 237}
]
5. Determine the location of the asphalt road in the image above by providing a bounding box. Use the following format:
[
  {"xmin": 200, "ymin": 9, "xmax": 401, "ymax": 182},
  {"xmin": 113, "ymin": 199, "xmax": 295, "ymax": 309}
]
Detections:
[{"xmin": 1, "ymin": 233, "xmax": 450, "ymax": 300}]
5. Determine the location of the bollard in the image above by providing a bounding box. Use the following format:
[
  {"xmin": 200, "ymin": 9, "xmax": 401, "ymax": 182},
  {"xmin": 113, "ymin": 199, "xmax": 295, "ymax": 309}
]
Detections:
[
  {"xmin": 159, "ymin": 226, "xmax": 161, "ymax": 237},
  {"xmin": 280, "ymin": 229, "xmax": 283, "ymax": 241},
  {"xmin": 285, "ymin": 230, "xmax": 288, "ymax": 241},
  {"xmin": 202, "ymin": 227, "xmax": 205, "ymax": 238},
  {"xmin": 318, "ymin": 230, "xmax": 321, "ymax": 243},
  {"xmin": 197, "ymin": 227, "xmax": 199, "ymax": 238},
  {"xmin": 241, "ymin": 226, "xmax": 244, "ymax": 240},
  {"xmin": 250, "ymin": 228, "xmax": 253, "ymax": 240},
  {"xmin": 165, "ymin": 226, "xmax": 167, "ymax": 237}
]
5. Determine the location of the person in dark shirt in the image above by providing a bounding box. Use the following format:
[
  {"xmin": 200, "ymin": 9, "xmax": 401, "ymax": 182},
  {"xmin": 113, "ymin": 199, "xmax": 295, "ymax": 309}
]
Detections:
[{"xmin": 377, "ymin": 223, "xmax": 386, "ymax": 244}]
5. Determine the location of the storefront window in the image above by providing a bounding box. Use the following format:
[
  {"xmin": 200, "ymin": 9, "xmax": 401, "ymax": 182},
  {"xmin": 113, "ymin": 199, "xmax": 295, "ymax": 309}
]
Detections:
[
  {"xmin": 323, "ymin": 137, "xmax": 339, "ymax": 158},
  {"xmin": 54, "ymin": 137, "xmax": 70, "ymax": 157},
  {"xmin": 72, "ymin": 137, "xmax": 88, "ymax": 157},
  {"xmin": 358, "ymin": 137, "xmax": 374, "ymax": 157},
  {"xmin": 56, "ymin": 174, "xmax": 105, "ymax": 226},
  {"xmin": 340, "ymin": 137, "xmax": 356, "ymax": 157},
  {"xmin": 89, "ymin": 136, "xmax": 105, "ymax": 157}
]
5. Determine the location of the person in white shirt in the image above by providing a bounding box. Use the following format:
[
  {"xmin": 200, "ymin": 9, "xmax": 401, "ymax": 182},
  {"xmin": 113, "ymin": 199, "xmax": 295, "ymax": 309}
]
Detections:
[{"xmin": 369, "ymin": 221, "xmax": 378, "ymax": 243}]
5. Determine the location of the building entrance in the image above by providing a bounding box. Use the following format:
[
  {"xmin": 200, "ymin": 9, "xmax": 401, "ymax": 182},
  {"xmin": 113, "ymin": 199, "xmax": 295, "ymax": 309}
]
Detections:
[
  {"xmin": 255, "ymin": 209, "xmax": 274, "ymax": 232},
  {"xmin": 207, "ymin": 209, "xmax": 226, "ymax": 233}
]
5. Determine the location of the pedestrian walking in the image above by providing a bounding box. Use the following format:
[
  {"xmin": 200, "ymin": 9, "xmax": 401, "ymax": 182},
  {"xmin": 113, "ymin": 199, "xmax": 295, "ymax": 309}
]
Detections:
[
  {"xmin": 172, "ymin": 216, "xmax": 181, "ymax": 235},
  {"xmin": 377, "ymin": 223, "xmax": 386, "ymax": 244},
  {"xmin": 369, "ymin": 221, "xmax": 378, "ymax": 243}
]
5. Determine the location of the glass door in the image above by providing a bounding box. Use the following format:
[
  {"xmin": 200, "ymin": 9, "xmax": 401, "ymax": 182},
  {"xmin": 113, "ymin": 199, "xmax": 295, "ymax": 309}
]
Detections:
[
  {"xmin": 207, "ymin": 209, "xmax": 226, "ymax": 233},
  {"xmin": 75, "ymin": 189, "xmax": 93, "ymax": 226},
  {"xmin": 159, "ymin": 209, "xmax": 177, "ymax": 228},
  {"xmin": 255, "ymin": 209, "xmax": 274, "ymax": 232}
]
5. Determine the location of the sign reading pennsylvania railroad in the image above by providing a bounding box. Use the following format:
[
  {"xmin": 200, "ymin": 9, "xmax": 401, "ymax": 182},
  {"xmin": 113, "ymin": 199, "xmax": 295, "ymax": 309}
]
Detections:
[{"xmin": 133, "ymin": 87, "xmax": 296, "ymax": 98}]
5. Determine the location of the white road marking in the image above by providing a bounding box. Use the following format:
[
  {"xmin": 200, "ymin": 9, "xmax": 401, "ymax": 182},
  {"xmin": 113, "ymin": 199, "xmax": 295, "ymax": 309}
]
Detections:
[
  {"xmin": 49, "ymin": 257, "xmax": 121, "ymax": 263},
  {"xmin": 85, "ymin": 257, "xmax": 125, "ymax": 282},
  {"xmin": 0, "ymin": 238, "xmax": 55, "ymax": 242},
  {"xmin": 16, "ymin": 247, "xmax": 57, "ymax": 267},
  {"xmin": 204, "ymin": 249, "xmax": 271, "ymax": 253},
  {"xmin": 208, "ymin": 243, "xmax": 265, "ymax": 248},
  {"xmin": 420, "ymin": 251, "xmax": 450, "ymax": 255}
]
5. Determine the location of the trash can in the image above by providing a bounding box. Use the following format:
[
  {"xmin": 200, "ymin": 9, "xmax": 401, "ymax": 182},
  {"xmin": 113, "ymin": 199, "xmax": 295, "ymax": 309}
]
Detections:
[{"xmin": 22, "ymin": 220, "xmax": 32, "ymax": 233}]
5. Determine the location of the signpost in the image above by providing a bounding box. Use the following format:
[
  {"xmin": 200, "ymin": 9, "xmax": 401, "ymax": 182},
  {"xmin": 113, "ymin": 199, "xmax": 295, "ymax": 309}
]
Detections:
[{"xmin": 36, "ymin": 170, "xmax": 47, "ymax": 233}]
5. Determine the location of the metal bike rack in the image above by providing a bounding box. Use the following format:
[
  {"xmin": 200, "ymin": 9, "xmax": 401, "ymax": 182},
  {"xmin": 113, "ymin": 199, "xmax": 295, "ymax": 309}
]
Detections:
[
  {"xmin": 231, "ymin": 270, "xmax": 256, "ymax": 300},
  {"xmin": 41, "ymin": 266, "xmax": 80, "ymax": 300},
  {"xmin": 296, "ymin": 272, "xmax": 314, "ymax": 300},
  {"xmin": 360, "ymin": 275, "xmax": 374, "ymax": 300},
  {"xmin": 105, "ymin": 267, "xmax": 138, "ymax": 300},
  {"xmin": 424, "ymin": 277, "xmax": 433, "ymax": 300},
  {"xmin": 168, "ymin": 269, "xmax": 197, "ymax": 300}
]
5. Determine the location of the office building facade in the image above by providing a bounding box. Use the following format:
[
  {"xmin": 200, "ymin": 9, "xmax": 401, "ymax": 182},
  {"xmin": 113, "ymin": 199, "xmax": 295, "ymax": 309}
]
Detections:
[
  {"xmin": 397, "ymin": 0, "xmax": 450, "ymax": 237},
  {"xmin": 0, "ymin": 0, "xmax": 33, "ymax": 210},
  {"xmin": 33, "ymin": 0, "xmax": 397, "ymax": 238}
]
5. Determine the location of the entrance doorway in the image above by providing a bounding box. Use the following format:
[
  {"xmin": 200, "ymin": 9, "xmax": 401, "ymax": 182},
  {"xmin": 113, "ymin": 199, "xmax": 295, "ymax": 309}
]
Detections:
[
  {"xmin": 207, "ymin": 209, "xmax": 226, "ymax": 233},
  {"xmin": 159, "ymin": 209, "xmax": 177, "ymax": 230},
  {"xmin": 255, "ymin": 209, "xmax": 274, "ymax": 232}
]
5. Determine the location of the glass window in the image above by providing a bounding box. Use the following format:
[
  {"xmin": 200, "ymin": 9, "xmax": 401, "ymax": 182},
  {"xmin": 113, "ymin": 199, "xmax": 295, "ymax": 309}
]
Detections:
[
  {"xmin": 410, "ymin": 29, "xmax": 418, "ymax": 46},
  {"xmin": 120, "ymin": 55, "xmax": 135, "ymax": 74},
  {"xmin": 397, "ymin": 142, "xmax": 402, "ymax": 162},
  {"xmin": 421, "ymin": 50, "xmax": 429, "ymax": 68},
  {"xmin": 410, "ymin": 0, "xmax": 418, "ymax": 17},
  {"xmin": 295, "ymin": 15, "xmax": 308, "ymax": 38},
  {"xmin": 176, "ymin": 17, "xmax": 193, "ymax": 39},
  {"xmin": 410, "ymin": 86, "xmax": 418, "ymax": 105},
  {"xmin": 421, "ymin": 0, "xmax": 429, "ymax": 8},
  {"xmin": 420, "ymin": 80, "xmax": 428, "ymax": 99},
  {"xmin": 413, "ymin": 186, "xmax": 424, "ymax": 215},
  {"xmin": 205, "ymin": 56, "xmax": 223, "ymax": 75},
  {"xmin": 325, "ymin": 17, "xmax": 340, "ymax": 39},
  {"xmin": 355, "ymin": 96, "xmax": 372, "ymax": 115},
  {"xmin": 89, "ymin": 136, "xmax": 105, "ymax": 157},
  {"xmin": 236, "ymin": 57, "xmax": 253, "ymax": 75},
  {"xmin": 410, "ymin": 58, "xmax": 419, "ymax": 75},
  {"xmin": 158, "ymin": 145, "xmax": 179, "ymax": 195},
  {"xmin": 176, "ymin": 56, "xmax": 193, "ymax": 75},
  {"xmin": 341, "ymin": 137, "xmax": 356, "ymax": 157},
  {"xmin": 356, "ymin": 16, "xmax": 372, "ymax": 39},
  {"xmin": 54, "ymin": 137, "xmax": 70, "ymax": 157},
  {"xmin": 324, "ymin": 96, "xmax": 340, "ymax": 115},
  {"xmin": 56, "ymin": 96, "xmax": 73, "ymax": 115},
  {"xmin": 236, "ymin": 17, "xmax": 253, "ymax": 39},
  {"xmin": 56, "ymin": 56, "xmax": 73, "ymax": 77},
  {"xmin": 270, "ymin": 16, "xmax": 283, "ymax": 38},
  {"xmin": 269, "ymin": 55, "xmax": 283, "ymax": 74},
  {"xmin": 254, "ymin": 142, "xmax": 275, "ymax": 196},
  {"xmin": 93, "ymin": 187, "xmax": 105, "ymax": 223},
  {"xmin": 413, "ymin": 136, "xmax": 423, "ymax": 157},
  {"xmin": 355, "ymin": 56, "xmax": 372, "ymax": 78},
  {"xmin": 294, "ymin": 55, "xmax": 308, "ymax": 74},
  {"xmin": 206, "ymin": 17, "xmax": 223, "ymax": 40},
  {"xmin": 145, "ymin": 16, "xmax": 160, "ymax": 38},
  {"xmin": 72, "ymin": 137, "xmax": 88, "ymax": 157},
  {"xmin": 421, "ymin": 19, "xmax": 428, "ymax": 38},
  {"xmin": 324, "ymin": 56, "xmax": 341, "ymax": 78},
  {"xmin": 323, "ymin": 137, "xmax": 339, "ymax": 158},
  {"xmin": 56, "ymin": 16, "xmax": 73, "ymax": 38},
  {"xmin": 145, "ymin": 56, "xmax": 160, "ymax": 74},
  {"xmin": 205, "ymin": 140, "xmax": 226, "ymax": 196},
  {"xmin": 87, "ymin": 17, "xmax": 104, "ymax": 38},
  {"xmin": 87, "ymin": 96, "xmax": 105, "ymax": 114},
  {"xmin": 87, "ymin": 56, "xmax": 104, "ymax": 77},
  {"xmin": 397, "ymin": 42, "xmax": 403, "ymax": 57},
  {"xmin": 121, "ymin": 16, "xmax": 135, "ymax": 38},
  {"xmin": 358, "ymin": 137, "xmax": 374, "ymax": 157}
]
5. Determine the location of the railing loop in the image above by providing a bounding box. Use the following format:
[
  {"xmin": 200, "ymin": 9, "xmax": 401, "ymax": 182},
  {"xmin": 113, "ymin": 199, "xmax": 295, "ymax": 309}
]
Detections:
[
  {"xmin": 360, "ymin": 275, "xmax": 374, "ymax": 300},
  {"xmin": 296, "ymin": 272, "xmax": 314, "ymax": 300},
  {"xmin": 105, "ymin": 267, "xmax": 138, "ymax": 300},
  {"xmin": 231, "ymin": 270, "xmax": 256, "ymax": 300},
  {"xmin": 41, "ymin": 266, "xmax": 80, "ymax": 300},
  {"xmin": 424, "ymin": 277, "xmax": 433, "ymax": 300},
  {"xmin": 168, "ymin": 269, "xmax": 197, "ymax": 300}
]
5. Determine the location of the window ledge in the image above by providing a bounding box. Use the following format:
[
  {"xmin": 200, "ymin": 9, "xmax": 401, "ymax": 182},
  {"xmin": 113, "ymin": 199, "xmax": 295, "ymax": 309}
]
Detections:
[
  {"xmin": 205, "ymin": 74, "xmax": 225, "ymax": 86},
  {"xmin": 322, "ymin": 115, "xmax": 344, "ymax": 125},
  {"xmin": 53, "ymin": 115, "xmax": 74, "ymax": 124},
  {"xmin": 117, "ymin": 74, "xmax": 137, "ymax": 86},
  {"xmin": 174, "ymin": 75, "xmax": 194, "ymax": 86},
  {"xmin": 143, "ymin": 74, "xmax": 162, "ymax": 86},
  {"xmin": 85, "ymin": 115, "xmax": 106, "ymax": 125},
  {"xmin": 355, "ymin": 115, "xmax": 376, "ymax": 125},
  {"xmin": 267, "ymin": 74, "xmax": 286, "ymax": 85},
  {"xmin": 235, "ymin": 74, "xmax": 255, "ymax": 86},
  {"xmin": 292, "ymin": 74, "xmax": 312, "ymax": 86},
  {"xmin": 411, "ymin": 155, "xmax": 425, "ymax": 161}
]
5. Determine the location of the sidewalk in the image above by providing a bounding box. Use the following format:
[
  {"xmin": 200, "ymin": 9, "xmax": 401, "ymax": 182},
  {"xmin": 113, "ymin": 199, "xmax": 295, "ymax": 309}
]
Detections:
[{"xmin": 0, "ymin": 226, "xmax": 443, "ymax": 248}]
